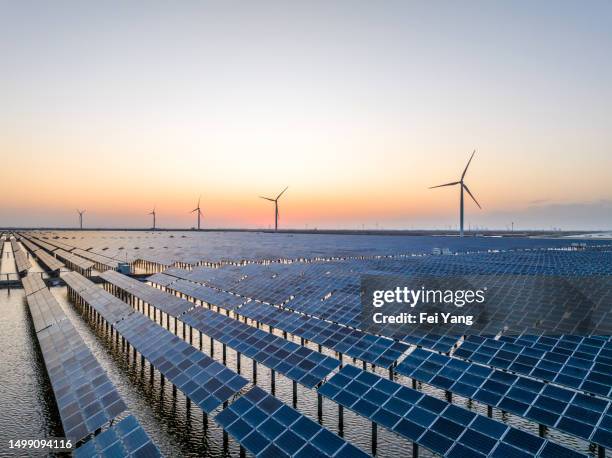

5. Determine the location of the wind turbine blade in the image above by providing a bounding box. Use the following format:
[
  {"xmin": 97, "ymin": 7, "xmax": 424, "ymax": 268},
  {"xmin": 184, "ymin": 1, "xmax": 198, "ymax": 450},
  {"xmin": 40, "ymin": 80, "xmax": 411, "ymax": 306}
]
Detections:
[
  {"xmin": 463, "ymin": 184, "xmax": 482, "ymax": 209},
  {"xmin": 461, "ymin": 150, "xmax": 476, "ymax": 180},
  {"xmin": 277, "ymin": 186, "xmax": 288, "ymax": 199},
  {"xmin": 259, "ymin": 196, "xmax": 275, "ymax": 202},
  {"xmin": 190, "ymin": 208, "xmax": 198, "ymax": 213},
  {"xmin": 429, "ymin": 181, "xmax": 460, "ymax": 189}
]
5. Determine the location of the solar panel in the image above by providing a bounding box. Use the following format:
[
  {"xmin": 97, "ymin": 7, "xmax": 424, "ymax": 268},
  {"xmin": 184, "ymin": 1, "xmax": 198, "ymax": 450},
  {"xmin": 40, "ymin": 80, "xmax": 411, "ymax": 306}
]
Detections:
[
  {"xmin": 55, "ymin": 249, "xmax": 94, "ymax": 274},
  {"xmin": 146, "ymin": 272, "xmax": 178, "ymax": 287},
  {"xmin": 26, "ymin": 288, "xmax": 67, "ymax": 332},
  {"xmin": 36, "ymin": 319, "xmax": 128, "ymax": 443},
  {"xmin": 101, "ymin": 270, "xmax": 194, "ymax": 316},
  {"xmin": 396, "ymin": 348, "xmax": 612, "ymax": 449},
  {"xmin": 65, "ymin": 271, "xmax": 249, "ymax": 414},
  {"xmin": 455, "ymin": 335, "xmax": 612, "ymax": 398},
  {"xmin": 114, "ymin": 313, "xmax": 248, "ymax": 413},
  {"xmin": 22, "ymin": 274, "xmax": 47, "ymax": 296},
  {"xmin": 215, "ymin": 386, "xmax": 369, "ymax": 457},
  {"xmin": 165, "ymin": 278, "xmax": 248, "ymax": 312},
  {"xmin": 181, "ymin": 307, "xmax": 340, "ymax": 388},
  {"xmin": 318, "ymin": 365, "xmax": 587, "ymax": 458},
  {"xmin": 238, "ymin": 301, "xmax": 408, "ymax": 368},
  {"xmin": 33, "ymin": 248, "xmax": 65, "ymax": 272},
  {"xmin": 63, "ymin": 272, "xmax": 135, "ymax": 325},
  {"xmin": 74, "ymin": 415, "xmax": 161, "ymax": 458}
]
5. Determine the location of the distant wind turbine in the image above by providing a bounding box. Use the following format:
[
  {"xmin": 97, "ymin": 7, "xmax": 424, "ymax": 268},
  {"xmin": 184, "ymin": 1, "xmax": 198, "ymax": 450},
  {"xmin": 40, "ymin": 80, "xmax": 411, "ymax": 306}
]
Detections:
[
  {"xmin": 429, "ymin": 150, "xmax": 481, "ymax": 237},
  {"xmin": 77, "ymin": 209, "xmax": 85, "ymax": 230},
  {"xmin": 190, "ymin": 196, "xmax": 203, "ymax": 230},
  {"xmin": 148, "ymin": 207, "xmax": 156, "ymax": 230},
  {"xmin": 259, "ymin": 186, "xmax": 288, "ymax": 231}
]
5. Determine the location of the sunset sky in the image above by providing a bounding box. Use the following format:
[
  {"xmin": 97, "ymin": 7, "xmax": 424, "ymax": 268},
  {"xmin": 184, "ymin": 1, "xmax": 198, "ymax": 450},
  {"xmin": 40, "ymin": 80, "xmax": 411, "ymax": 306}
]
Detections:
[{"xmin": 1, "ymin": 1, "xmax": 611, "ymax": 230}]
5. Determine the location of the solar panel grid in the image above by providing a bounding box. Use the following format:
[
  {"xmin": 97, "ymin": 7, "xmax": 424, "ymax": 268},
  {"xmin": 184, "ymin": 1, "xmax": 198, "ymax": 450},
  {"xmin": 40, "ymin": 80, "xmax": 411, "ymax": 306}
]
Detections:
[
  {"xmin": 318, "ymin": 365, "xmax": 587, "ymax": 457},
  {"xmin": 74, "ymin": 415, "xmax": 162, "ymax": 458},
  {"xmin": 238, "ymin": 302, "xmax": 408, "ymax": 368},
  {"xmin": 168, "ymin": 278, "xmax": 247, "ymax": 311},
  {"xmin": 181, "ymin": 307, "xmax": 340, "ymax": 388},
  {"xmin": 22, "ymin": 274, "xmax": 47, "ymax": 296},
  {"xmin": 215, "ymin": 385, "xmax": 370, "ymax": 458},
  {"xmin": 114, "ymin": 313, "xmax": 248, "ymax": 413},
  {"xmin": 101, "ymin": 270, "xmax": 194, "ymax": 316},
  {"xmin": 455, "ymin": 336, "xmax": 612, "ymax": 398},
  {"xmin": 37, "ymin": 320, "xmax": 127, "ymax": 443},
  {"xmin": 396, "ymin": 348, "xmax": 612, "ymax": 449},
  {"xmin": 26, "ymin": 288, "xmax": 67, "ymax": 332}
]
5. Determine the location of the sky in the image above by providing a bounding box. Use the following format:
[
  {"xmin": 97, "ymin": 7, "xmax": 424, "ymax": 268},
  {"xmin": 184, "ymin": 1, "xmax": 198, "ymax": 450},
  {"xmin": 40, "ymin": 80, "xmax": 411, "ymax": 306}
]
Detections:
[{"xmin": 1, "ymin": 1, "xmax": 611, "ymax": 230}]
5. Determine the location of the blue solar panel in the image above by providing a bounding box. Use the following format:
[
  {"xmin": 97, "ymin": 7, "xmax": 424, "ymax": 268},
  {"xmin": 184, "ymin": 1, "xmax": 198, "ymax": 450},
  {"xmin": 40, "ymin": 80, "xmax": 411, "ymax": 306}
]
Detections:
[
  {"xmin": 396, "ymin": 348, "xmax": 612, "ymax": 448},
  {"xmin": 67, "ymin": 271, "xmax": 248, "ymax": 414},
  {"xmin": 318, "ymin": 365, "xmax": 587, "ymax": 458},
  {"xmin": 114, "ymin": 313, "xmax": 248, "ymax": 413},
  {"xmin": 101, "ymin": 270, "xmax": 194, "ymax": 316},
  {"xmin": 74, "ymin": 415, "xmax": 161, "ymax": 458},
  {"xmin": 181, "ymin": 307, "xmax": 340, "ymax": 388},
  {"xmin": 36, "ymin": 319, "xmax": 128, "ymax": 443},
  {"xmin": 455, "ymin": 335, "xmax": 612, "ymax": 398},
  {"xmin": 215, "ymin": 386, "xmax": 369, "ymax": 457},
  {"xmin": 237, "ymin": 302, "xmax": 408, "ymax": 368}
]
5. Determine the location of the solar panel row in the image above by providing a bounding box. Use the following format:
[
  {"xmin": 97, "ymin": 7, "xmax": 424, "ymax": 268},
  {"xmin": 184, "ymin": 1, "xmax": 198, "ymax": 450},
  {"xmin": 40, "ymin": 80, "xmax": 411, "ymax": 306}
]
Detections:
[
  {"xmin": 215, "ymin": 385, "xmax": 369, "ymax": 458},
  {"xmin": 74, "ymin": 415, "xmax": 162, "ymax": 458},
  {"xmin": 55, "ymin": 249, "xmax": 95, "ymax": 275},
  {"xmin": 455, "ymin": 336, "xmax": 612, "ymax": 398},
  {"xmin": 396, "ymin": 348, "xmax": 612, "ymax": 449},
  {"xmin": 101, "ymin": 270, "xmax": 194, "ymax": 316},
  {"xmin": 237, "ymin": 301, "xmax": 408, "ymax": 369},
  {"xmin": 18, "ymin": 236, "xmax": 65, "ymax": 272},
  {"xmin": 181, "ymin": 307, "xmax": 340, "ymax": 388},
  {"xmin": 65, "ymin": 271, "xmax": 249, "ymax": 414},
  {"xmin": 499, "ymin": 334, "xmax": 612, "ymax": 365},
  {"xmin": 22, "ymin": 281, "xmax": 131, "ymax": 445},
  {"xmin": 319, "ymin": 365, "xmax": 587, "ymax": 458}
]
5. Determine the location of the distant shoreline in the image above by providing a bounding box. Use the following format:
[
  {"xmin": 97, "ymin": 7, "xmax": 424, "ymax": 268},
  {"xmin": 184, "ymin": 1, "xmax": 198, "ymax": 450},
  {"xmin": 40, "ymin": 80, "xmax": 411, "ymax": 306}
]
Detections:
[{"xmin": 2, "ymin": 228, "xmax": 610, "ymax": 238}]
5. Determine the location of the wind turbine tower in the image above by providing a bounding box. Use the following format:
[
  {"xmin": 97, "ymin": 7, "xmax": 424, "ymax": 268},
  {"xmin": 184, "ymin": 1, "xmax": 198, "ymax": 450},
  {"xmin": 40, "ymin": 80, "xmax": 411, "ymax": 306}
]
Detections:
[
  {"xmin": 191, "ymin": 196, "xmax": 203, "ymax": 230},
  {"xmin": 259, "ymin": 186, "xmax": 288, "ymax": 231},
  {"xmin": 429, "ymin": 151, "xmax": 481, "ymax": 237},
  {"xmin": 148, "ymin": 207, "xmax": 156, "ymax": 230},
  {"xmin": 77, "ymin": 209, "xmax": 85, "ymax": 230}
]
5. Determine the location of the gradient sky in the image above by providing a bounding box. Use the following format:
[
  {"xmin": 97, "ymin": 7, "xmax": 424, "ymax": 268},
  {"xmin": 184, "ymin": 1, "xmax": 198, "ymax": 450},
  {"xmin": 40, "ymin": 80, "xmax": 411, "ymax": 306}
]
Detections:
[{"xmin": 1, "ymin": 1, "xmax": 611, "ymax": 230}]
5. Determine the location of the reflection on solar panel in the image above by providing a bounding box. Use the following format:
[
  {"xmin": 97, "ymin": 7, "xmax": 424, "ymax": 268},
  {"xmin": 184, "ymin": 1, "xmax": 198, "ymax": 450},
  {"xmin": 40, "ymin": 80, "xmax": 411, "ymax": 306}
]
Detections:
[
  {"xmin": 396, "ymin": 348, "xmax": 612, "ymax": 449},
  {"xmin": 319, "ymin": 365, "xmax": 587, "ymax": 457},
  {"xmin": 37, "ymin": 319, "xmax": 127, "ymax": 443},
  {"xmin": 114, "ymin": 313, "xmax": 248, "ymax": 413},
  {"xmin": 27, "ymin": 288, "xmax": 67, "ymax": 332},
  {"xmin": 74, "ymin": 415, "xmax": 161, "ymax": 458},
  {"xmin": 455, "ymin": 336, "xmax": 612, "ymax": 398},
  {"xmin": 181, "ymin": 307, "xmax": 339, "ymax": 388},
  {"xmin": 166, "ymin": 278, "xmax": 248, "ymax": 311},
  {"xmin": 215, "ymin": 386, "xmax": 369, "ymax": 457},
  {"xmin": 101, "ymin": 270, "xmax": 194, "ymax": 316},
  {"xmin": 238, "ymin": 302, "xmax": 408, "ymax": 368},
  {"xmin": 22, "ymin": 274, "xmax": 47, "ymax": 296}
]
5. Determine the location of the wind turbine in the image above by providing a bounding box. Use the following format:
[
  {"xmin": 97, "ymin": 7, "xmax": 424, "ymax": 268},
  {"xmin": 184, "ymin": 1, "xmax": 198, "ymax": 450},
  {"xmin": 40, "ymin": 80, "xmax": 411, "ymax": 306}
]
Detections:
[
  {"xmin": 77, "ymin": 209, "xmax": 85, "ymax": 230},
  {"xmin": 191, "ymin": 196, "xmax": 203, "ymax": 230},
  {"xmin": 429, "ymin": 150, "xmax": 481, "ymax": 237},
  {"xmin": 148, "ymin": 207, "xmax": 156, "ymax": 230},
  {"xmin": 259, "ymin": 186, "xmax": 288, "ymax": 231}
]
